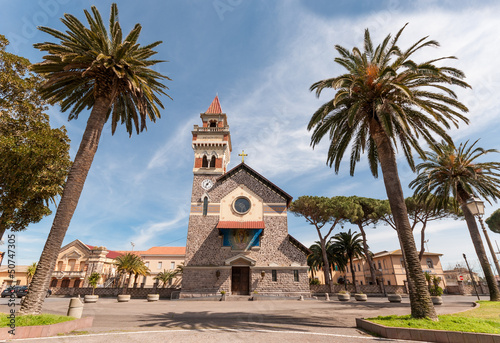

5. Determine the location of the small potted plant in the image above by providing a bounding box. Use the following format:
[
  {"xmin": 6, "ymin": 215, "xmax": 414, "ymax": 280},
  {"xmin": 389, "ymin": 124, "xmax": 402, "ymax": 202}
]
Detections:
[
  {"xmin": 430, "ymin": 276, "xmax": 443, "ymax": 305},
  {"xmin": 220, "ymin": 290, "xmax": 226, "ymax": 301},
  {"xmin": 354, "ymin": 292, "xmax": 367, "ymax": 301},
  {"xmin": 147, "ymin": 293, "xmax": 160, "ymax": 302},
  {"xmin": 84, "ymin": 272, "xmax": 100, "ymax": 303},
  {"xmin": 337, "ymin": 290, "xmax": 350, "ymax": 301}
]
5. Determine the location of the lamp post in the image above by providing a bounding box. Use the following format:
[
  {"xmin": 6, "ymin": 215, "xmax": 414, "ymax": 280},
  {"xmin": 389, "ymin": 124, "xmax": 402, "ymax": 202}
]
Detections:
[{"xmin": 466, "ymin": 196, "xmax": 500, "ymax": 279}]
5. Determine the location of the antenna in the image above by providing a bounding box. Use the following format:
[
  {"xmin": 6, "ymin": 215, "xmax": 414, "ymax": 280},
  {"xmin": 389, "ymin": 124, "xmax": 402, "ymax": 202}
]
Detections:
[{"xmin": 130, "ymin": 242, "xmax": 135, "ymax": 251}]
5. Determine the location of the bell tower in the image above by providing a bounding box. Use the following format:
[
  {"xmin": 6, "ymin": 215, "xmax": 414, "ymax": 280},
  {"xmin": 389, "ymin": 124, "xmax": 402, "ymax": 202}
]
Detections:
[{"xmin": 192, "ymin": 95, "xmax": 232, "ymax": 175}]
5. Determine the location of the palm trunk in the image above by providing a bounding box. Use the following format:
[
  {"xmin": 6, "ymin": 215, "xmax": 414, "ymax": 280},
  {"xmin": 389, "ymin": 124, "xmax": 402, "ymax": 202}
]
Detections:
[
  {"xmin": 419, "ymin": 224, "xmax": 427, "ymax": 261},
  {"xmin": 319, "ymin": 238, "xmax": 333, "ymax": 292},
  {"xmin": 358, "ymin": 223, "xmax": 377, "ymax": 285},
  {"xmin": 458, "ymin": 190, "xmax": 500, "ymax": 301},
  {"xmin": 370, "ymin": 119, "xmax": 437, "ymax": 320},
  {"xmin": 19, "ymin": 96, "xmax": 112, "ymax": 315},
  {"xmin": 349, "ymin": 258, "xmax": 358, "ymax": 293}
]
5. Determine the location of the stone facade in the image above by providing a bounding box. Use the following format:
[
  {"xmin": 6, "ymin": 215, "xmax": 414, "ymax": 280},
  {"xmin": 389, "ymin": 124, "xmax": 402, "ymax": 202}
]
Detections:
[{"xmin": 181, "ymin": 97, "xmax": 310, "ymax": 298}]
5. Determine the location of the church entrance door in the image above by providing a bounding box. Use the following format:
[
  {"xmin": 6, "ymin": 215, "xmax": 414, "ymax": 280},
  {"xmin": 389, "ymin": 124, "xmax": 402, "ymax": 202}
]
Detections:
[{"xmin": 231, "ymin": 267, "xmax": 249, "ymax": 295}]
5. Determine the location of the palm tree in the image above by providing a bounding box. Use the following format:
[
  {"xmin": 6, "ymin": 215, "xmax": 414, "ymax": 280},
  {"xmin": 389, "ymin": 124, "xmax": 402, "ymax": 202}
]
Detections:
[
  {"xmin": 26, "ymin": 263, "xmax": 37, "ymax": 285},
  {"xmin": 154, "ymin": 270, "xmax": 178, "ymax": 288},
  {"xmin": 132, "ymin": 261, "xmax": 150, "ymax": 288},
  {"xmin": 308, "ymin": 24, "xmax": 470, "ymax": 320},
  {"xmin": 114, "ymin": 253, "xmax": 145, "ymax": 290},
  {"xmin": 330, "ymin": 230, "xmax": 365, "ymax": 293},
  {"xmin": 19, "ymin": 4, "xmax": 170, "ymax": 315},
  {"xmin": 410, "ymin": 140, "xmax": 500, "ymax": 301}
]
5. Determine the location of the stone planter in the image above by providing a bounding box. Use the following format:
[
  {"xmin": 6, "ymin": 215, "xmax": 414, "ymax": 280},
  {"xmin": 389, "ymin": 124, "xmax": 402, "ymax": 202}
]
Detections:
[
  {"xmin": 387, "ymin": 294, "xmax": 402, "ymax": 303},
  {"xmin": 354, "ymin": 293, "xmax": 367, "ymax": 301},
  {"xmin": 337, "ymin": 293, "xmax": 350, "ymax": 301},
  {"xmin": 220, "ymin": 293, "xmax": 226, "ymax": 301},
  {"xmin": 431, "ymin": 296, "xmax": 443, "ymax": 305},
  {"xmin": 84, "ymin": 295, "xmax": 99, "ymax": 303},
  {"xmin": 117, "ymin": 294, "xmax": 131, "ymax": 302},
  {"xmin": 147, "ymin": 294, "xmax": 160, "ymax": 302}
]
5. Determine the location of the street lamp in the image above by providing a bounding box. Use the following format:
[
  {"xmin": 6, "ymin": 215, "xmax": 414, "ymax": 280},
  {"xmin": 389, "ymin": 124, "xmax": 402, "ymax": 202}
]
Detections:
[{"xmin": 466, "ymin": 196, "xmax": 500, "ymax": 279}]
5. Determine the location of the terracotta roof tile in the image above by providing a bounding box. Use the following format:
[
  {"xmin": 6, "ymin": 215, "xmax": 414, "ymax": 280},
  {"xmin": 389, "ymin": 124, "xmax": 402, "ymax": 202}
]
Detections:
[
  {"xmin": 217, "ymin": 221, "xmax": 265, "ymax": 229},
  {"xmin": 206, "ymin": 95, "xmax": 222, "ymax": 114},
  {"xmin": 141, "ymin": 247, "xmax": 186, "ymax": 255}
]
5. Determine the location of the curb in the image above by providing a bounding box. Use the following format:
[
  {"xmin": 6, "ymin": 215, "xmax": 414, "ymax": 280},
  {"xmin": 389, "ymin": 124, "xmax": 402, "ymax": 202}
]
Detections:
[
  {"xmin": 0, "ymin": 316, "xmax": 93, "ymax": 340},
  {"xmin": 356, "ymin": 318, "xmax": 500, "ymax": 343}
]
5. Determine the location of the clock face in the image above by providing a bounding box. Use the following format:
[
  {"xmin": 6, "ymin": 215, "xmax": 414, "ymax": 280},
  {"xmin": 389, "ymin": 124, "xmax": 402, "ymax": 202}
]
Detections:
[
  {"xmin": 201, "ymin": 179, "xmax": 213, "ymax": 190},
  {"xmin": 233, "ymin": 197, "xmax": 251, "ymax": 214}
]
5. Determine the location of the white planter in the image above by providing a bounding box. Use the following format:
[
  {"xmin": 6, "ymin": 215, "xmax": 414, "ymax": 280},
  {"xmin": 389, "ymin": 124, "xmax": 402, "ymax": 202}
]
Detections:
[
  {"xmin": 354, "ymin": 294, "xmax": 367, "ymax": 301},
  {"xmin": 387, "ymin": 294, "xmax": 402, "ymax": 303},
  {"xmin": 84, "ymin": 295, "xmax": 99, "ymax": 303},
  {"xmin": 117, "ymin": 294, "xmax": 131, "ymax": 302},
  {"xmin": 337, "ymin": 293, "xmax": 350, "ymax": 301},
  {"xmin": 147, "ymin": 294, "xmax": 160, "ymax": 302}
]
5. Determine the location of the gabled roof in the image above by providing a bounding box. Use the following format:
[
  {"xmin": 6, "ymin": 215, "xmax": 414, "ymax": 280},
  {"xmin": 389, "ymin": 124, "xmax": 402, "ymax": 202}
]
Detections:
[
  {"xmin": 141, "ymin": 247, "xmax": 186, "ymax": 255},
  {"xmin": 217, "ymin": 163, "xmax": 293, "ymax": 206},
  {"xmin": 205, "ymin": 95, "xmax": 222, "ymax": 114},
  {"xmin": 288, "ymin": 234, "xmax": 311, "ymax": 255}
]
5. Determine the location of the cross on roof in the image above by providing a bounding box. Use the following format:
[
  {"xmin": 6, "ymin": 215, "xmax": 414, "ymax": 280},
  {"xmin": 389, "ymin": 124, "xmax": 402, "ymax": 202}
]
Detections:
[{"xmin": 238, "ymin": 150, "xmax": 248, "ymax": 163}]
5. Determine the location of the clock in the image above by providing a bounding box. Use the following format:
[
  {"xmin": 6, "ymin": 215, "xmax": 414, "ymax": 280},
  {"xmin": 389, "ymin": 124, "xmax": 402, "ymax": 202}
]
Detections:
[{"xmin": 201, "ymin": 179, "xmax": 214, "ymax": 190}]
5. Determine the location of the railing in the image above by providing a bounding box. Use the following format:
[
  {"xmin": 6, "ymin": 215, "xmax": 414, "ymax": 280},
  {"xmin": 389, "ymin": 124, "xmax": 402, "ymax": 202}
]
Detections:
[
  {"xmin": 52, "ymin": 271, "xmax": 86, "ymax": 278},
  {"xmin": 193, "ymin": 126, "xmax": 227, "ymax": 132}
]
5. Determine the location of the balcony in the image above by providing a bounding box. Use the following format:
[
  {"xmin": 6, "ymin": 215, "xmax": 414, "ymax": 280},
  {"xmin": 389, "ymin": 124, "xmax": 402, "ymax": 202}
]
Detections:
[
  {"xmin": 52, "ymin": 271, "xmax": 86, "ymax": 279},
  {"xmin": 193, "ymin": 126, "xmax": 227, "ymax": 132}
]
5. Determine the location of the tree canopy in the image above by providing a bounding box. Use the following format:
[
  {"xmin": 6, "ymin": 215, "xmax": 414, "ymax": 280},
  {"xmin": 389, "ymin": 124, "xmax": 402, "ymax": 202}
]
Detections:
[
  {"xmin": 486, "ymin": 209, "xmax": 500, "ymax": 234},
  {"xmin": 0, "ymin": 34, "xmax": 71, "ymax": 239}
]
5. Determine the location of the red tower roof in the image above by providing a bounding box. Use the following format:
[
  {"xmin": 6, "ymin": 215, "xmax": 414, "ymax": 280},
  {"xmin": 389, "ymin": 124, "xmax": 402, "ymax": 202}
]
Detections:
[{"xmin": 206, "ymin": 95, "xmax": 222, "ymax": 114}]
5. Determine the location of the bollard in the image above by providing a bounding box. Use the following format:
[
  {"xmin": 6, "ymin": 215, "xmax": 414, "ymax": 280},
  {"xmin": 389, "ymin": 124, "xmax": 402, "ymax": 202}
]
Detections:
[
  {"xmin": 325, "ymin": 293, "xmax": 330, "ymax": 301},
  {"xmin": 299, "ymin": 295, "xmax": 304, "ymax": 301},
  {"xmin": 67, "ymin": 297, "xmax": 84, "ymax": 319}
]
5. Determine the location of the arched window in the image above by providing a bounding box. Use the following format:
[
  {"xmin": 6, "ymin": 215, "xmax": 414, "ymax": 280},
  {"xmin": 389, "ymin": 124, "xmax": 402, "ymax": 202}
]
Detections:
[
  {"xmin": 209, "ymin": 120, "xmax": 217, "ymax": 127},
  {"xmin": 203, "ymin": 197, "xmax": 208, "ymax": 216},
  {"xmin": 50, "ymin": 279, "xmax": 58, "ymax": 287},
  {"xmin": 426, "ymin": 258, "xmax": 434, "ymax": 269},
  {"xmin": 210, "ymin": 156, "xmax": 216, "ymax": 168},
  {"xmin": 73, "ymin": 279, "xmax": 81, "ymax": 288},
  {"xmin": 202, "ymin": 155, "xmax": 208, "ymax": 167}
]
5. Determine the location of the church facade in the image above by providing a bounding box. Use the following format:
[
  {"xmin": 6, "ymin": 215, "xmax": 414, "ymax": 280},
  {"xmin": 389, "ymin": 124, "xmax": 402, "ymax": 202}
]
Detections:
[{"xmin": 180, "ymin": 96, "xmax": 310, "ymax": 298}]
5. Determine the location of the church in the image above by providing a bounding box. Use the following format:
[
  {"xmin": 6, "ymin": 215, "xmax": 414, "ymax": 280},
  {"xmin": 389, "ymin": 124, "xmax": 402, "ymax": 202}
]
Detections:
[{"xmin": 180, "ymin": 96, "xmax": 311, "ymax": 298}]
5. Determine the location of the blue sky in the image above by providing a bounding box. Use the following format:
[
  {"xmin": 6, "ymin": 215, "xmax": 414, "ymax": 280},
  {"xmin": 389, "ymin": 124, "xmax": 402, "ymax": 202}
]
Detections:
[{"xmin": 2, "ymin": 0, "xmax": 500, "ymax": 275}]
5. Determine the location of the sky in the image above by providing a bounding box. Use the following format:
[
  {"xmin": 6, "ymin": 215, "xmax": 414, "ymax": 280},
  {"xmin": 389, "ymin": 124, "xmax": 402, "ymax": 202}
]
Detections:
[{"xmin": 1, "ymin": 0, "xmax": 500, "ymax": 275}]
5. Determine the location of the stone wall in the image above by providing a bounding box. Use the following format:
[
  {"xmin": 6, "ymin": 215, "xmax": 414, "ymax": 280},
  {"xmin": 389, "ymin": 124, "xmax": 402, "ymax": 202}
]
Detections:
[
  {"xmin": 51, "ymin": 287, "xmax": 178, "ymax": 299},
  {"xmin": 310, "ymin": 284, "xmax": 407, "ymax": 295}
]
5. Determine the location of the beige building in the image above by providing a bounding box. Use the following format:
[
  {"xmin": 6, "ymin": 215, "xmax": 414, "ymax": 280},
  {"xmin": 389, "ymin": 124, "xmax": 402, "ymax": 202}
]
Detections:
[
  {"xmin": 50, "ymin": 240, "xmax": 185, "ymax": 288},
  {"xmin": 312, "ymin": 249, "xmax": 446, "ymax": 289},
  {"xmin": 0, "ymin": 266, "xmax": 29, "ymax": 290},
  {"xmin": 443, "ymin": 267, "xmax": 480, "ymax": 286},
  {"xmin": 181, "ymin": 96, "xmax": 310, "ymax": 297}
]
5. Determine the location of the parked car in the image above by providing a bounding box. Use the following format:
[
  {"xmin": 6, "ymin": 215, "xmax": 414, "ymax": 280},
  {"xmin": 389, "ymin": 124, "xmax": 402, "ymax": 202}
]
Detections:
[
  {"xmin": 1, "ymin": 286, "xmax": 18, "ymax": 298},
  {"xmin": 15, "ymin": 286, "xmax": 28, "ymax": 298}
]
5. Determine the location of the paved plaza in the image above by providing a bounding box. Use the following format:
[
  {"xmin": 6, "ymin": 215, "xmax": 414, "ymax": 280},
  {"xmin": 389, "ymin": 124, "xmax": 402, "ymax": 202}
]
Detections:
[{"xmin": 0, "ymin": 295, "xmax": 479, "ymax": 342}]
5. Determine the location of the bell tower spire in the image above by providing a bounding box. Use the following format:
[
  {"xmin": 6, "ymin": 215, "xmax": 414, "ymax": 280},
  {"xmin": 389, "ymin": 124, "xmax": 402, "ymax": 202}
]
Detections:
[{"xmin": 192, "ymin": 95, "xmax": 232, "ymax": 175}]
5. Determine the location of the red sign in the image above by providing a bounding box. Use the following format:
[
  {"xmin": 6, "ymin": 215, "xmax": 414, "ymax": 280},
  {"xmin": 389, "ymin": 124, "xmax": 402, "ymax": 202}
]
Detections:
[{"xmin": 459, "ymin": 275, "xmax": 464, "ymax": 281}]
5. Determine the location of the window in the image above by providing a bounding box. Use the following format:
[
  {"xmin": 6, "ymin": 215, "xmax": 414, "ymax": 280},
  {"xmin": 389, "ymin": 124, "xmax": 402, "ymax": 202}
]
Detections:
[
  {"xmin": 50, "ymin": 279, "xmax": 58, "ymax": 287},
  {"xmin": 74, "ymin": 279, "xmax": 81, "ymax": 288},
  {"xmin": 61, "ymin": 279, "xmax": 70, "ymax": 288},
  {"xmin": 378, "ymin": 261, "xmax": 382, "ymax": 270},
  {"xmin": 203, "ymin": 197, "xmax": 208, "ymax": 216},
  {"xmin": 171, "ymin": 262, "xmax": 176, "ymax": 270},
  {"xmin": 426, "ymin": 258, "xmax": 434, "ymax": 269},
  {"xmin": 346, "ymin": 266, "xmax": 349, "ymax": 273},
  {"xmin": 360, "ymin": 281, "xmax": 363, "ymax": 285},
  {"xmin": 57, "ymin": 261, "xmax": 63, "ymax": 271},
  {"xmin": 202, "ymin": 155, "xmax": 208, "ymax": 167},
  {"xmin": 335, "ymin": 265, "xmax": 338, "ymax": 271},
  {"xmin": 158, "ymin": 262, "xmax": 162, "ymax": 270},
  {"xmin": 209, "ymin": 120, "xmax": 217, "ymax": 127},
  {"xmin": 293, "ymin": 270, "xmax": 299, "ymax": 282},
  {"xmin": 400, "ymin": 258, "xmax": 406, "ymax": 269},
  {"xmin": 79, "ymin": 261, "xmax": 86, "ymax": 271},
  {"xmin": 387, "ymin": 280, "xmax": 391, "ymax": 285},
  {"xmin": 357, "ymin": 264, "xmax": 361, "ymax": 272},
  {"xmin": 210, "ymin": 156, "xmax": 216, "ymax": 168},
  {"xmin": 68, "ymin": 259, "xmax": 76, "ymax": 271},
  {"xmin": 272, "ymin": 270, "xmax": 277, "ymax": 282}
]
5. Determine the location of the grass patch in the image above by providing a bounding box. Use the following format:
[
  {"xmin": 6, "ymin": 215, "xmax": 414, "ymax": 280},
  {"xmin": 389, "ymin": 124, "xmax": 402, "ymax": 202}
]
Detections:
[
  {"xmin": 0, "ymin": 313, "xmax": 75, "ymax": 328},
  {"xmin": 368, "ymin": 301, "xmax": 500, "ymax": 334}
]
